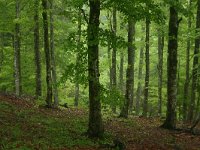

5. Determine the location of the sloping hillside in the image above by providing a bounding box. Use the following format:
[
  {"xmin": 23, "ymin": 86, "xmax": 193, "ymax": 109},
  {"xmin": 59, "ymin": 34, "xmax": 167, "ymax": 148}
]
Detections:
[{"xmin": 0, "ymin": 94, "xmax": 200, "ymax": 150}]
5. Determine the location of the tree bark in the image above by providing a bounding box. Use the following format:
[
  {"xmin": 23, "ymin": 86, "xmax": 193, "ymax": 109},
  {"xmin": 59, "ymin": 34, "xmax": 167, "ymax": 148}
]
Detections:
[
  {"xmin": 111, "ymin": 7, "xmax": 117, "ymax": 113},
  {"xmin": 136, "ymin": 35, "xmax": 144, "ymax": 115},
  {"xmin": 34, "ymin": 0, "xmax": 42, "ymax": 98},
  {"xmin": 50, "ymin": 0, "xmax": 59, "ymax": 108},
  {"xmin": 119, "ymin": 17, "xmax": 134, "ymax": 118},
  {"xmin": 183, "ymin": 0, "xmax": 191, "ymax": 121},
  {"xmin": 0, "ymin": 33, "xmax": 4, "ymax": 73},
  {"xmin": 87, "ymin": 0, "xmax": 103, "ymax": 138},
  {"xmin": 74, "ymin": 8, "xmax": 82, "ymax": 107},
  {"xmin": 42, "ymin": 0, "xmax": 52, "ymax": 107},
  {"xmin": 157, "ymin": 29, "xmax": 164, "ymax": 116},
  {"xmin": 129, "ymin": 22, "xmax": 136, "ymax": 112},
  {"xmin": 161, "ymin": 5, "xmax": 179, "ymax": 129},
  {"xmin": 14, "ymin": 0, "xmax": 22, "ymax": 96},
  {"xmin": 188, "ymin": 0, "xmax": 200, "ymax": 122},
  {"xmin": 119, "ymin": 51, "xmax": 124, "ymax": 93},
  {"xmin": 143, "ymin": 19, "xmax": 150, "ymax": 117}
]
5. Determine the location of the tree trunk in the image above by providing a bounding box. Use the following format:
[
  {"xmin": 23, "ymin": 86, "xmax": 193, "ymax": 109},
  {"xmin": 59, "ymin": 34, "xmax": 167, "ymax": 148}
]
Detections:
[
  {"xmin": 157, "ymin": 29, "xmax": 164, "ymax": 116},
  {"xmin": 183, "ymin": 0, "xmax": 191, "ymax": 121},
  {"xmin": 50, "ymin": 0, "xmax": 59, "ymax": 108},
  {"xmin": 42, "ymin": 0, "xmax": 52, "ymax": 107},
  {"xmin": 74, "ymin": 8, "xmax": 82, "ymax": 107},
  {"xmin": 119, "ymin": 17, "xmax": 134, "ymax": 118},
  {"xmin": 143, "ymin": 19, "xmax": 150, "ymax": 117},
  {"xmin": 188, "ymin": 0, "xmax": 200, "ymax": 122},
  {"xmin": 161, "ymin": 5, "xmax": 179, "ymax": 129},
  {"xmin": 14, "ymin": 0, "xmax": 22, "ymax": 96},
  {"xmin": 177, "ymin": 57, "xmax": 181, "ymax": 120},
  {"xmin": 129, "ymin": 22, "xmax": 136, "ymax": 112},
  {"xmin": 87, "ymin": 0, "xmax": 103, "ymax": 138},
  {"xmin": 111, "ymin": 7, "xmax": 117, "ymax": 113},
  {"xmin": 34, "ymin": 0, "xmax": 42, "ymax": 98},
  {"xmin": 136, "ymin": 35, "xmax": 144, "ymax": 115},
  {"xmin": 119, "ymin": 51, "xmax": 124, "ymax": 93},
  {"xmin": 0, "ymin": 33, "xmax": 4, "ymax": 73}
]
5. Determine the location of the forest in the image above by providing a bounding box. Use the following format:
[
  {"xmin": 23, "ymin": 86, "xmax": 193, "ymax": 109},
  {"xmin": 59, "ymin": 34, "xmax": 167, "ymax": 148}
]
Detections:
[{"xmin": 0, "ymin": 0, "xmax": 200, "ymax": 149}]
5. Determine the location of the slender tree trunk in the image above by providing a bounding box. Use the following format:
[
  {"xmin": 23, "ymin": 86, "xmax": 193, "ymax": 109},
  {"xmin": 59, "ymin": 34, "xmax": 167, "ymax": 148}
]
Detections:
[
  {"xmin": 74, "ymin": 8, "xmax": 82, "ymax": 107},
  {"xmin": 14, "ymin": 0, "xmax": 21, "ymax": 96},
  {"xmin": 183, "ymin": 0, "xmax": 192, "ymax": 121},
  {"xmin": 157, "ymin": 29, "xmax": 164, "ymax": 116},
  {"xmin": 106, "ymin": 12, "xmax": 112, "ymax": 90},
  {"xmin": 119, "ymin": 51, "xmax": 124, "ymax": 93},
  {"xmin": 136, "ymin": 36, "xmax": 144, "ymax": 115},
  {"xmin": 87, "ymin": 0, "xmax": 103, "ymax": 138},
  {"xmin": 111, "ymin": 7, "xmax": 117, "ymax": 113},
  {"xmin": 188, "ymin": 0, "xmax": 200, "ymax": 122},
  {"xmin": 50, "ymin": 0, "xmax": 59, "ymax": 108},
  {"xmin": 0, "ymin": 33, "xmax": 4, "ymax": 73},
  {"xmin": 161, "ymin": 5, "xmax": 179, "ymax": 129},
  {"xmin": 129, "ymin": 22, "xmax": 136, "ymax": 112},
  {"xmin": 108, "ymin": 41, "xmax": 112, "ymax": 89},
  {"xmin": 34, "ymin": 0, "xmax": 42, "ymax": 98},
  {"xmin": 143, "ymin": 19, "xmax": 150, "ymax": 117},
  {"xmin": 119, "ymin": 17, "xmax": 134, "ymax": 118},
  {"xmin": 42, "ymin": 0, "xmax": 52, "ymax": 107},
  {"xmin": 177, "ymin": 57, "xmax": 181, "ymax": 120}
]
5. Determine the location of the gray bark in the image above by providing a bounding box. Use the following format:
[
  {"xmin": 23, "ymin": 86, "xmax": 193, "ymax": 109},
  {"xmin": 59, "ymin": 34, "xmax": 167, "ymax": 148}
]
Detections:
[
  {"xmin": 143, "ymin": 19, "xmax": 150, "ymax": 117},
  {"xmin": 119, "ymin": 17, "xmax": 134, "ymax": 118},
  {"xmin": 161, "ymin": 4, "xmax": 179, "ymax": 129},
  {"xmin": 188, "ymin": 0, "xmax": 200, "ymax": 122},
  {"xmin": 74, "ymin": 8, "xmax": 82, "ymax": 107},
  {"xmin": 111, "ymin": 7, "xmax": 117, "ymax": 113},
  {"xmin": 183, "ymin": 0, "xmax": 191, "ymax": 121},
  {"xmin": 136, "ymin": 35, "xmax": 144, "ymax": 115},
  {"xmin": 34, "ymin": 0, "xmax": 42, "ymax": 98},
  {"xmin": 50, "ymin": 0, "xmax": 59, "ymax": 108},
  {"xmin": 14, "ymin": 0, "xmax": 22, "ymax": 96},
  {"xmin": 42, "ymin": 0, "xmax": 53, "ymax": 107},
  {"xmin": 157, "ymin": 29, "xmax": 164, "ymax": 116},
  {"xmin": 87, "ymin": 0, "xmax": 104, "ymax": 138}
]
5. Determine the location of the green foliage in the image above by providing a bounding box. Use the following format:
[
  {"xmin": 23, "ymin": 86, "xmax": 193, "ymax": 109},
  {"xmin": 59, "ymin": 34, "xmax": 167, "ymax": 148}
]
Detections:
[{"xmin": 101, "ymin": 84, "xmax": 125, "ymax": 111}]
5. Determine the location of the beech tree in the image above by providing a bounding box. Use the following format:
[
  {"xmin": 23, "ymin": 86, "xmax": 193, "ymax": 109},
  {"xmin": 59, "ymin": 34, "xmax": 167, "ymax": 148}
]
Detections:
[
  {"xmin": 188, "ymin": 0, "xmax": 200, "ymax": 122},
  {"xmin": 143, "ymin": 18, "xmax": 150, "ymax": 117},
  {"xmin": 42, "ymin": 0, "xmax": 53, "ymax": 107},
  {"xmin": 87, "ymin": 0, "xmax": 103, "ymax": 138},
  {"xmin": 120, "ymin": 17, "xmax": 134, "ymax": 118},
  {"xmin": 34, "ymin": 0, "xmax": 42, "ymax": 98},
  {"xmin": 14, "ymin": 0, "xmax": 21, "ymax": 96},
  {"xmin": 161, "ymin": 1, "xmax": 180, "ymax": 129}
]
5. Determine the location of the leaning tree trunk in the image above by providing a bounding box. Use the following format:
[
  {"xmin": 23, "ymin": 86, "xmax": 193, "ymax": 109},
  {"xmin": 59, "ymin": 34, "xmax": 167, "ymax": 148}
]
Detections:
[
  {"xmin": 50, "ymin": 0, "xmax": 59, "ymax": 108},
  {"xmin": 34, "ymin": 0, "xmax": 42, "ymax": 98},
  {"xmin": 14, "ymin": 0, "xmax": 21, "ymax": 96},
  {"xmin": 143, "ymin": 19, "xmax": 150, "ymax": 117},
  {"xmin": 136, "ymin": 35, "xmax": 144, "ymax": 115},
  {"xmin": 161, "ymin": 4, "xmax": 179, "ymax": 129},
  {"xmin": 42, "ymin": 0, "xmax": 52, "ymax": 107},
  {"xmin": 87, "ymin": 0, "xmax": 104, "ymax": 138},
  {"xmin": 111, "ymin": 7, "xmax": 117, "ymax": 113},
  {"xmin": 119, "ymin": 17, "xmax": 134, "ymax": 118},
  {"xmin": 74, "ymin": 8, "xmax": 82, "ymax": 107},
  {"xmin": 157, "ymin": 29, "xmax": 164, "ymax": 116},
  {"xmin": 183, "ymin": 0, "xmax": 192, "ymax": 121},
  {"xmin": 188, "ymin": 0, "xmax": 200, "ymax": 122}
]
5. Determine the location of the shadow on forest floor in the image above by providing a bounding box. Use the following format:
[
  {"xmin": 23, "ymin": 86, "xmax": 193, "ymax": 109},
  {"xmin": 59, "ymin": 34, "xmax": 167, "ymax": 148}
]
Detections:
[{"xmin": 0, "ymin": 94, "xmax": 199, "ymax": 150}]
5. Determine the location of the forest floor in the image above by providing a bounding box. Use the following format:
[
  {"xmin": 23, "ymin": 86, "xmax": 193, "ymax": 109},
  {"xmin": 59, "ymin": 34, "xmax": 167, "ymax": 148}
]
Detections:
[{"xmin": 0, "ymin": 94, "xmax": 200, "ymax": 150}]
